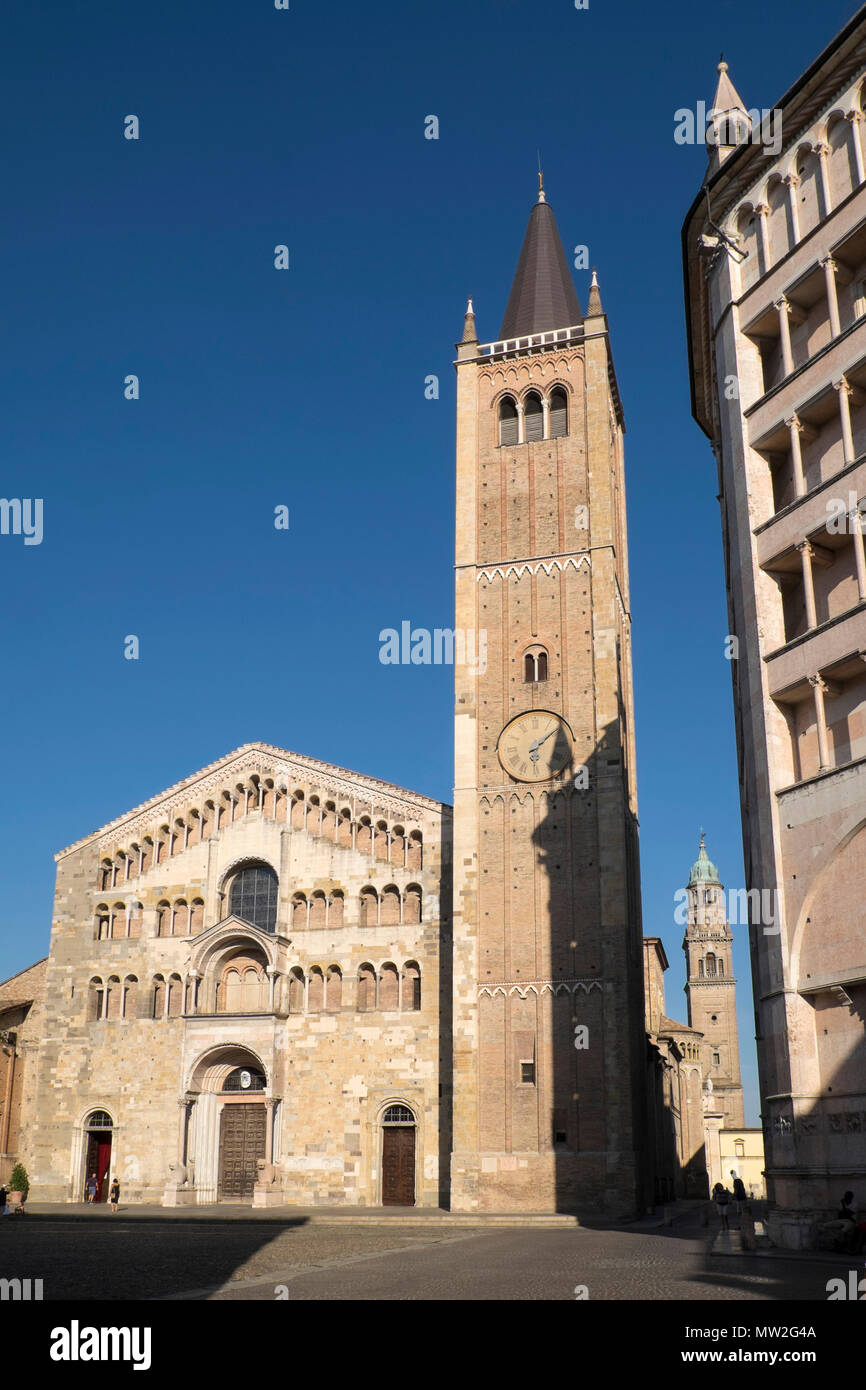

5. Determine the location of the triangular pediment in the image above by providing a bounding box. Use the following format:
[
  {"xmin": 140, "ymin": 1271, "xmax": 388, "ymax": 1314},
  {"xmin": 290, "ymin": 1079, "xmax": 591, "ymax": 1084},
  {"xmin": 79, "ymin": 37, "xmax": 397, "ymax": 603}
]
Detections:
[
  {"xmin": 193, "ymin": 914, "xmax": 288, "ymax": 947},
  {"xmin": 58, "ymin": 740, "xmax": 447, "ymax": 858}
]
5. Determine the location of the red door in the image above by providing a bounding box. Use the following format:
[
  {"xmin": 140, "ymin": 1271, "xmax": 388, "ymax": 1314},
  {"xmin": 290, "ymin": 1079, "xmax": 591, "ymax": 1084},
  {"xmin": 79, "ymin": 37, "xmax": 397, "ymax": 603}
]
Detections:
[{"xmin": 85, "ymin": 1132, "xmax": 112, "ymax": 1201}]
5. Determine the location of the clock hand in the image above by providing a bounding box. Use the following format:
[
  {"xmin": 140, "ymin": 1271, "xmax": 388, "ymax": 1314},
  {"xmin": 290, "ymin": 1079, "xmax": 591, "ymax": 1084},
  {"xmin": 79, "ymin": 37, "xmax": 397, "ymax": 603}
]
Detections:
[{"xmin": 529, "ymin": 728, "xmax": 557, "ymax": 757}]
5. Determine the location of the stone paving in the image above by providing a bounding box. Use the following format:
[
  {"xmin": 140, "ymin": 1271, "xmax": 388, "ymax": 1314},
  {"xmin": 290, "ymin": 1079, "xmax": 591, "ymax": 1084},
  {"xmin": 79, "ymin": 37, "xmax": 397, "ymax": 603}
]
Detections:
[{"xmin": 1, "ymin": 1204, "xmax": 862, "ymax": 1301}]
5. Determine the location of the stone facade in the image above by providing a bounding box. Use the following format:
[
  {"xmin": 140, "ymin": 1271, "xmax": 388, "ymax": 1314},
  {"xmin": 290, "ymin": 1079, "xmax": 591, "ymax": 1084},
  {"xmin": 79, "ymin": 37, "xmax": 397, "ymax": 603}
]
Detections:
[
  {"xmin": 0, "ymin": 958, "xmax": 47, "ymax": 1184},
  {"xmin": 682, "ymin": 14, "xmax": 866, "ymax": 1245},
  {"xmin": 15, "ymin": 744, "xmax": 451, "ymax": 1207}
]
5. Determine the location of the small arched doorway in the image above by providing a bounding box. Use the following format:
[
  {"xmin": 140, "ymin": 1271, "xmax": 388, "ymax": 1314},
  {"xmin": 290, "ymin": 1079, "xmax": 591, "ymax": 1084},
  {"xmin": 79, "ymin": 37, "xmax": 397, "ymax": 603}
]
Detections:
[
  {"xmin": 381, "ymin": 1104, "xmax": 416, "ymax": 1207},
  {"xmin": 83, "ymin": 1110, "xmax": 113, "ymax": 1202}
]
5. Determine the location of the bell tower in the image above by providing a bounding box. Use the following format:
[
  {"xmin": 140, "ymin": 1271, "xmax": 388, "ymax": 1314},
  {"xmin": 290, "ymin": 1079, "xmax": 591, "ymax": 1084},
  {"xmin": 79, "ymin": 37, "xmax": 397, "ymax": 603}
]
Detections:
[
  {"xmin": 449, "ymin": 178, "xmax": 647, "ymax": 1214},
  {"xmin": 683, "ymin": 833, "xmax": 745, "ymax": 1128}
]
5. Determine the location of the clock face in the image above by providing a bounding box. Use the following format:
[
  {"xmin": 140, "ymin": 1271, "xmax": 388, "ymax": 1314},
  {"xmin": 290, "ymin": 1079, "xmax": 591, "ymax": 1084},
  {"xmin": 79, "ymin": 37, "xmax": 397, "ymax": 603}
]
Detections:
[{"xmin": 497, "ymin": 711, "xmax": 574, "ymax": 783}]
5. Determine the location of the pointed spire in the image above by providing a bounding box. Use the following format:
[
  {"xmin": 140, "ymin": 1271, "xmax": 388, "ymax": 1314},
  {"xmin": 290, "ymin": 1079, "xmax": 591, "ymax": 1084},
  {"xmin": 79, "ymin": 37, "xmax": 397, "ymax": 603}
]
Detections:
[
  {"xmin": 460, "ymin": 295, "xmax": 478, "ymax": 345},
  {"xmin": 707, "ymin": 57, "xmax": 751, "ymax": 167},
  {"xmin": 586, "ymin": 267, "xmax": 603, "ymax": 317},
  {"xmin": 499, "ymin": 177, "xmax": 582, "ymax": 339}
]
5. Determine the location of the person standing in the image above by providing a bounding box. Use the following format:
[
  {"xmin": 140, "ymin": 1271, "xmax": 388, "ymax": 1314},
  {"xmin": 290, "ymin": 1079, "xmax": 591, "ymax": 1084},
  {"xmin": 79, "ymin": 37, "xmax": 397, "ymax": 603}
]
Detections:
[
  {"xmin": 731, "ymin": 1172, "xmax": 747, "ymax": 1216},
  {"xmin": 109, "ymin": 1177, "xmax": 120, "ymax": 1214},
  {"xmin": 713, "ymin": 1182, "xmax": 731, "ymax": 1231},
  {"xmin": 86, "ymin": 1173, "xmax": 98, "ymax": 1203}
]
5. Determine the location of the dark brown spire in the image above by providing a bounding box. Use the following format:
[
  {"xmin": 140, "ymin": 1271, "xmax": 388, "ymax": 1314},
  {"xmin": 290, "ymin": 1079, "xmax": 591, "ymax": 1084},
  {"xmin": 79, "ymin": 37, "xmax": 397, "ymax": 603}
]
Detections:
[{"xmin": 499, "ymin": 185, "xmax": 583, "ymax": 339}]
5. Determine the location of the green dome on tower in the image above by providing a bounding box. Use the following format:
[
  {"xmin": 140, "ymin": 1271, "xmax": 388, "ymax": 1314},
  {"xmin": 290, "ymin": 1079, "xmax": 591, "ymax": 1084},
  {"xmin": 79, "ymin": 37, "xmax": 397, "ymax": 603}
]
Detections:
[{"xmin": 688, "ymin": 831, "xmax": 720, "ymax": 887}]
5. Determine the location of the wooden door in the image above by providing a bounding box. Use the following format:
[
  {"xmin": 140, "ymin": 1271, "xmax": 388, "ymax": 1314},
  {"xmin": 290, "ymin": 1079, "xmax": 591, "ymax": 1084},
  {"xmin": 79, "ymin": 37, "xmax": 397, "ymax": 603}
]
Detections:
[
  {"xmin": 218, "ymin": 1104, "xmax": 266, "ymax": 1200},
  {"xmin": 382, "ymin": 1125, "xmax": 415, "ymax": 1206}
]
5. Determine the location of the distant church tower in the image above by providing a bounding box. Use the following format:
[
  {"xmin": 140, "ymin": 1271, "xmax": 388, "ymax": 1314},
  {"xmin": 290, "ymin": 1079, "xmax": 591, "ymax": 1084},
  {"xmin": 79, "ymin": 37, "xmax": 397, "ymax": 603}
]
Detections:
[
  {"xmin": 449, "ymin": 177, "xmax": 646, "ymax": 1214},
  {"xmin": 683, "ymin": 835, "xmax": 745, "ymax": 1128}
]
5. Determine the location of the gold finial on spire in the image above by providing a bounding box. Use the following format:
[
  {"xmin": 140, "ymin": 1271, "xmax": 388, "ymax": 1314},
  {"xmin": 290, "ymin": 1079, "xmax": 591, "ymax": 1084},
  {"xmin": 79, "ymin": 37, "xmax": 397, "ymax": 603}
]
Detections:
[{"xmin": 537, "ymin": 154, "xmax": 546, "ymax": 204}]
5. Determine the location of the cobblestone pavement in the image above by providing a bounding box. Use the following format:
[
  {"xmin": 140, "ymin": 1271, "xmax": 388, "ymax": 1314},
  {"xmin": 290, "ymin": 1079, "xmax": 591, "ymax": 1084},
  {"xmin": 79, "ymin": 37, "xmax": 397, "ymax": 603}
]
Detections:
[{"xmin": 2, "ymin": 1208, "xmax": 861, "ymax": 1301}]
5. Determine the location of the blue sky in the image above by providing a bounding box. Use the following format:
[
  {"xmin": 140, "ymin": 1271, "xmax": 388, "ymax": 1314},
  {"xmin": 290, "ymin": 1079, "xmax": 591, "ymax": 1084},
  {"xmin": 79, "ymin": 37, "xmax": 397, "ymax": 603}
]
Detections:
[{"xmin": 1, "ymin": 0, "xmax": 859, "ymax": 1124}]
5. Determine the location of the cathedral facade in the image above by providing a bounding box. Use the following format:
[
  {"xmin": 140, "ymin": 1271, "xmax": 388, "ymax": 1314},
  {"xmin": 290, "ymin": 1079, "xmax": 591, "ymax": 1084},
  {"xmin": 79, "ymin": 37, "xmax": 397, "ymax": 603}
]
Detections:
[
  {"xmin": 5, "ymin": 182, "xmax": 650, "ymax": 1215},
  {"xmin": 16, "ymin": 746, "xmax": 451, "ymax": 1209}
]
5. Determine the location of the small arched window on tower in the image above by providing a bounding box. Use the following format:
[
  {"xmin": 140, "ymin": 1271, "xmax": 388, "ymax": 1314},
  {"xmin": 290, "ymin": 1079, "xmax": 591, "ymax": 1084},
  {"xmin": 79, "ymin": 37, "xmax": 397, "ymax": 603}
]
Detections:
[
  {"xmin": 523, "ymin": 644, "xmax": 549, "ymax": 684},
  {"xmin": 705, "ymin": 953, "xmax": 717, "ymax": 978},
  {"xmin": 524, "ymin": 391, "xmax": 543, "ymax": 442},
  {"xmin": 549, "ymin": 387, "xmax": 568, "ymax": 438},
  {"xmin": 499, "ymin": 396, "xmax": 518, "ymax": 447},
  {"xmin": 718, "ymin": 959, "xmax": 724, "ymax": 978}
]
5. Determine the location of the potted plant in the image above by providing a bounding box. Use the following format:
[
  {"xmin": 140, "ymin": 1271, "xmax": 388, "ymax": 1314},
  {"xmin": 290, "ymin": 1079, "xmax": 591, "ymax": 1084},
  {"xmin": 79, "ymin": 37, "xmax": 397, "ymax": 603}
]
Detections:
[{"xmin": 8, "ymin": 1162, "xmax": 29, "ymax": 1211}]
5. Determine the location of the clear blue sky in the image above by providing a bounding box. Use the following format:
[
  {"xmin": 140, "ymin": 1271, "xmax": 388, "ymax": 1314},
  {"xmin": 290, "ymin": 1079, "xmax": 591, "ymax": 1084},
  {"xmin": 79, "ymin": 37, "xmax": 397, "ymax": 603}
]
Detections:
[{"xmin": 1, "ymin": 0, "xmax": 859, "ymax": 1125}]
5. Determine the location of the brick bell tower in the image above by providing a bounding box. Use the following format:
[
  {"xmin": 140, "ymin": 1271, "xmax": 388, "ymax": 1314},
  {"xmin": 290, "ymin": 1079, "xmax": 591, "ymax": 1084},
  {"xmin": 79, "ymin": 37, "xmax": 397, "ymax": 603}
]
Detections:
[
  {"xmin": 449, "ymin": 176, "xmax": 647, "ymax": 1214},
  {"xmin": 683, "ymin": 833, "xmax": 745, "ymax": 1129}
]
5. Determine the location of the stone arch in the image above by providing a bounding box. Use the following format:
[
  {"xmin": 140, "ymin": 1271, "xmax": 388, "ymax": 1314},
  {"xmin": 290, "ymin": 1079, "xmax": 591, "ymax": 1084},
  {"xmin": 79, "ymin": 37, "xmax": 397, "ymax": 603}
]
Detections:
[
  {"xmin": 794, "ymin": 145, "xmax": 824, "ymax": 237},
  {"xmin": 407, "ymin": 830, "xmax": 423, "ymax": 870},
  {"xmin": 827, "ymin": 112, "xmax": 858, "ymax": 205},
  {"xmin": 326, "ymin": 965, "xmax": 342, "ymax": 1011},
  {"xmin": 328, "ymin": 890, "xmax": 345, "ymax": 926},
  {"xmin": 215, "ymin": 948, "xmax": 268, "ymax": 1013},
  {"xmin": 288, "ymin": 967, "xmax": 305, "ymax": 1014},
  {"xmin": 404, "ymin": 884, "xmax": 422, "ymax": 924},
  {"xmin": 359, "ymin": 886, "xmax": 378, "ymax": 927},
  {"xmin": 357, "ymin": 817, "xmax": 372, "ymax": 854},
  {"xmin": 122, "ymin": 975, "xmax": 139, "ymax": 1018},
  {"xmin": 87, "ymin": 976, "xmax": 105, "ymax": 1021},
  {"xmin": 308, "ymin": 966, "xmax": 324, "ymax": 1012},
  {"xmin": 337, "ymin": 808, "xmax": 353, "ymax": 847},
  {"xmin": 390, "ymin": 825, "xmax": 406, "ymax": 866},
  {"xmin": 188, "ymin": 1043, "xmax": 269, "ymax": 1095},
  {"xmin": 381, "ymin": 885, "xmax": 401, "ymax": 926},
  {"xmin": 357, "ymin": 962, "xmax": 376, "ymax": 1011},
  {"xmin": 767, "ymin": 175, "xmax": 792, "ymax": 263},
  {"xmin": 402, "ymin": 960, "xmax": 421, "ymax": 1011},
  {"xmin": 790, "ymin": 816, "xmax": 866, "ymax": 985},
  {"xmin": 374, "ymin": 821, "xmax": 389, "ymax": 861},
  {"xmin": 735, "ymin": 203, "xmax": 763, "ymax": 289},
  {"xmin": 379, "ymin": 962, "xmax": 399, "ymax": 1010}
]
